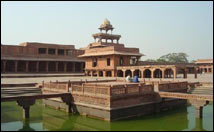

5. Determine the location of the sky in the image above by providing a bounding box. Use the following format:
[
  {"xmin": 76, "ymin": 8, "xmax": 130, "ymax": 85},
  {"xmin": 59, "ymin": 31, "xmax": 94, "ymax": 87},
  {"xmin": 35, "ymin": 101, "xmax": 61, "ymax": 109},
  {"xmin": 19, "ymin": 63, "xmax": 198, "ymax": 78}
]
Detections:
[{"xmin": 1, "ymin": 1, "xmax": 213, "ymax": 61}]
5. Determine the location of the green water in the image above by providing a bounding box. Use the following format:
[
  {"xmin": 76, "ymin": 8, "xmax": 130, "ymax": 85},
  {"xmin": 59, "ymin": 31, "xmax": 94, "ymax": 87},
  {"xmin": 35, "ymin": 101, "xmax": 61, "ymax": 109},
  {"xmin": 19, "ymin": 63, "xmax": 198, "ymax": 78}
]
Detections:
[{"xmin": 1, "ymin": 100, "xmax": 213, "ymax": 131}]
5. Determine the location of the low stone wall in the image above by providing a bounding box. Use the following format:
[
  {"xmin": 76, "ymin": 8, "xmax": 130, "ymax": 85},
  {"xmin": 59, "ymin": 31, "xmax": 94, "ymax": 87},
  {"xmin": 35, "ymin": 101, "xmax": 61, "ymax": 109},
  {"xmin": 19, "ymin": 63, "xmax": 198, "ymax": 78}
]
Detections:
[{"xmin": 42, "ymin": 80, "xmax": 188, "ymax": 121}]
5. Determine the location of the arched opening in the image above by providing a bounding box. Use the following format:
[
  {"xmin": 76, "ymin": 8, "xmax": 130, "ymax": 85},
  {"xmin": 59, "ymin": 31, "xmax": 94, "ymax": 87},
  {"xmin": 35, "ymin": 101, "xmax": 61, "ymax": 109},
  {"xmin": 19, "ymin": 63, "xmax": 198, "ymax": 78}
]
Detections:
[
  {"xmin": 208, "ymin": 68, "xmax": 212, "ymax": 72},
  {"xmin": 6, "ymin": 60, "xmax": 15, "ymax": 72},
  {"xmin": 134, "ymin": 69, "xmax": 141, "ymax": 78},
  {"xmin": 143, "ymin": 69, "xmax": 151, "ymax": 78},
  {"xmin": 204, "ymin": 68, "xmax": 207, "ymax": 73},
  {"xmin": 92, "ymin": 71, "xmax": 97, "ymax": 76},
  {"xmin": 117, "ymin": 70, "xmax": 124, "ymax": 77},
  {"xmin": 164, "ymin": 68, "xmax": 174, "ymax": 78},
  {"xmin": 154, "ymin": 69, "xmax": 162, "ymax": 78},
  {"xmin": 125, "ymin": 70, "xmax": 132, "ymax": 77},
  {"xmin": 106, "ymin": 71, "xmax": 112, "ymax": 77},
  {"xmin": 99, "ymin": 71, "xmax": 103, "ymax": 77},
  {"xmin": 87, "ymin": 71, "xmax": 91, "ymax": 76}
]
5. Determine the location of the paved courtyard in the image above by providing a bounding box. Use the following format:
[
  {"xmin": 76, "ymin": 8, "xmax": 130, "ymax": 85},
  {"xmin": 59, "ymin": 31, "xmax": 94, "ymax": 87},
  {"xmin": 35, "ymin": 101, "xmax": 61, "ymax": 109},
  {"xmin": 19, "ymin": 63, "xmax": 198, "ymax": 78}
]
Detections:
[{"xmin": 1, "ymin": 73, "xmax": 213, "ymax": 84}]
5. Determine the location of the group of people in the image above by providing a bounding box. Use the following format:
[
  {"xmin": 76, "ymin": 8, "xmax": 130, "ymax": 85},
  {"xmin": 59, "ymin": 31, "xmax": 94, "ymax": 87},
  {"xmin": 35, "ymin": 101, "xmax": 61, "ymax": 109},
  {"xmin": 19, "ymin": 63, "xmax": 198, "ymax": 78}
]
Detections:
[{"xmin": 125, "ymin": 75, "xmax": 139, "ymax": 83}]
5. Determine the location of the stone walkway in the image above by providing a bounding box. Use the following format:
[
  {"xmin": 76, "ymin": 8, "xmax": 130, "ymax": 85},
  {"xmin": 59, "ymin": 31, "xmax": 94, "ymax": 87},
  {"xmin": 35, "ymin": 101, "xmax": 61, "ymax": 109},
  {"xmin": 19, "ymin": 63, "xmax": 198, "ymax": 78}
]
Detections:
[{"xmin": 1, "ymin": 73, "xmax": 213, "ymax": 84}]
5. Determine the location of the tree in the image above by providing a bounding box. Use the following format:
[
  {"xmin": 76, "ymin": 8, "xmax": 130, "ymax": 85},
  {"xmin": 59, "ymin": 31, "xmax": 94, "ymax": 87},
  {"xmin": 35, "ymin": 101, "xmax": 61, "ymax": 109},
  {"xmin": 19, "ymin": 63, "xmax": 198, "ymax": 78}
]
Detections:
[{"xmin": 158, "ymin": 53, "xmax": 189, "ymax": 63}]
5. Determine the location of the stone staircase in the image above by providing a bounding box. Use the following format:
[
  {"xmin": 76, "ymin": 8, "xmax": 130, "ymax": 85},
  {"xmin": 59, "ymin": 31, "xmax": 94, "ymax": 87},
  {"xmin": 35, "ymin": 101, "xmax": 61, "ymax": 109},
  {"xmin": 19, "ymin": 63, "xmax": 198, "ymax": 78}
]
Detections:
[{"xmin": 188, "ymin": 86, "xmax": 213, "ymax": 95}]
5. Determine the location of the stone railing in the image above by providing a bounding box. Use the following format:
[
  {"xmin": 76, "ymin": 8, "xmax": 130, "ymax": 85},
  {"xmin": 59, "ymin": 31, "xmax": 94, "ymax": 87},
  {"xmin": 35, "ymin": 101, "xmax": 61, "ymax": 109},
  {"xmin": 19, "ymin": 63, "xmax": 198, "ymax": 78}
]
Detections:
[
  {"xmin": 110, "ymin": 83, "xmax": 154, "ymax": 96},
  {"xmin": 42, "ymin": 82, "xmax": 69, "ymax": 93},
  {"xmin": 158, "ymin": 82, "xmax": 188, "ymax": 92},
  {"xmin": 71, "ymin": 83, "xmax": 110, "ymax": 97}
]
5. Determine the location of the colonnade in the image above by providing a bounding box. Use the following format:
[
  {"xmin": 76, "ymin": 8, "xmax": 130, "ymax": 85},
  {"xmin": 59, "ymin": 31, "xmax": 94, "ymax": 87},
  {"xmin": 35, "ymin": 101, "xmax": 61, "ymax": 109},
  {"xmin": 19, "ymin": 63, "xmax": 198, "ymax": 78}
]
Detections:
[{"xmin": 1, "ymin": 60, "xmax": 84, "ymax": 73}]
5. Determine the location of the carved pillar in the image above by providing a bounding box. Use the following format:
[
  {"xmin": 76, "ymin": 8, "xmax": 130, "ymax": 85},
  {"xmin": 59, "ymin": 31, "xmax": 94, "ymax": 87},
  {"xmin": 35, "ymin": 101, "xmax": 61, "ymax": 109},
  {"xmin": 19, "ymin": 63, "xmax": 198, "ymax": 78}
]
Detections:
[
  {"xmin": 103, "ymin": 71, "xmax": 106, "ymax": 77},
  {"xmin": 189, "ymin": 100, "xmax": 208, "ymax": 119},
  {"xmin": 141, "ymin": 69, "xmax": 144, "ymax": 78},
  {"xmin": 173, "ymin": 68, "xmax": 177, "ymax": 80},
  {"xmin": 122, "ymin": 70, "xmax": 126, "ymax": 77},
  {"xmin": 131, "ymin": 69, "xmax": 135, "ymax": 77},
  {"xmin": 151, "ymin": 69, "xmax": 154, "ymax": 78},
  {"xmin": 161, "ymin": 69, "xmax": 165, "ymax": 78},
  {"xmin": 17, "ymin": 99, "xmax": 35, "ymax": 119}
]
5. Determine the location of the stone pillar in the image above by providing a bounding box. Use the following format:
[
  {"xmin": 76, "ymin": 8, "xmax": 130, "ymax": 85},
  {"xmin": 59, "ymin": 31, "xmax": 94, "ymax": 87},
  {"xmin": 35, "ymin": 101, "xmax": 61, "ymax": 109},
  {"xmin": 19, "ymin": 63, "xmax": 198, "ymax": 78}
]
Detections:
[
  {"xmin": 56, "ymin": 62, "xmax": 59, "ymax": 72},
  {"xmin": 162, "ymin": 69, "xmax": 165, "ymax": 78},
  {"xmin": 173, "ymin": 68, "xmax": 177, "ymax": 80},
  {"xmin": 97, "ymin": 71, "xmax": 100, "ymax": 77},
  {"xmin": 194, "ymin": 68, "xmax": 198, "ymax": 79},
  {"xmin": 3, "ymin": 61, "xmax": 6, "ymax": 73},
  {"xmin": 103, "ymin": 71, "xmax": 106, "ymax": 77},
  {"xmin": 195, "ymin": 106, "xmax": 203, "ymax": 119},
  {"xmin": 36, "ymin": 62, "xmax": 39, "ymax": 73},
  {"xmin": 26, "ymin": 61, "xmax": 29, "ymax": 72},
  {"xmin": 91, "ymin": 71, "xmax": 93, "ymax": 77},
  {"xmin": 64, "ymin": 62, "xmax": 67, "ymax": 72},
  {"xmin": 151, "ymin": 70, "xmax": 154, "ymax": 78},
  {"xmin": 46, "ymin": 62, "xmax": 49, "ymax": 72},
  {"xmin": 122, "ymin": 70, "xmax": 126, "ymax": 77},
  {"xmin": 72, "ymin": 62, "xmax": 75, "ymax": 72},
  {"xmin": 131, "ymin": 69, "xmax": 135, "ymax": 77},
  {"xmin": 189, "ymin": 100, "xmax": 208, "ymax": 119},
  {"xmin": 184, "ymin": 69, "xmax": 187, "ymax": 78},
  {"xmin": 141, "ymin": 69, "xmax": 144, "ymax": 78},
  {"xmin": 17, "ymin": 99, "xmax": 35, "ymax": 119},
  {"xmin": 15, "ymin": 61, "xmax": 18, "ymax": 72}
]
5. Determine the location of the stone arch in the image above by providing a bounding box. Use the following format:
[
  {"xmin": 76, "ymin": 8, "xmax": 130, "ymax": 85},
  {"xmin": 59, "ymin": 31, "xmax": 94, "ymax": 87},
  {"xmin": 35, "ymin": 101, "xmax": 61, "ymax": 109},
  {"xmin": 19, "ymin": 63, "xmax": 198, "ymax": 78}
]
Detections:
[
  {"xmin": 125, "ymin": 70, "xmax": 132, "ymax": 77},
  {"xmin": 134, "ymin": 69, "xmax": 141, "ymax": 78},
  {"xmin": 106, "ymin": 71, "xmax": 112, "ymax": 77},
  {"xmin": 164, "ymin": 68, "xmax": 174, "ymax": 78},
  {"xmin": 154, "ymin": 69, "xmax": 162, "ymax": 78},
  {"xmin": 143, "ymin": 69, "xmax": 151, "ymax": 78},
  {"xmin": 99, "ymin": 71, "xmax": 103, "ymax": 77},
  {"xmin": 92, "ymin": 71, "xmax": 97, "ymax": 76},
  {"xmin": 117, "ymin": 70, "xmax": 124, "ymax": 77}
]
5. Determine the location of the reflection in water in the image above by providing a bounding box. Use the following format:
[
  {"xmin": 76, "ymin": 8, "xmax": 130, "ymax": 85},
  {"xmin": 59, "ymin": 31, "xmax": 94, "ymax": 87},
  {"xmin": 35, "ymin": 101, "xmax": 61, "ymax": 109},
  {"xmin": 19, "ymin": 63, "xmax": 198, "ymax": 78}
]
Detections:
[
  {"xmin": 1, "ymin": 100, "xmax": 213, "ymax": 131},
  {"xmin": 19, "ymin": 119, "xmax": 35, "ymax": 131}
]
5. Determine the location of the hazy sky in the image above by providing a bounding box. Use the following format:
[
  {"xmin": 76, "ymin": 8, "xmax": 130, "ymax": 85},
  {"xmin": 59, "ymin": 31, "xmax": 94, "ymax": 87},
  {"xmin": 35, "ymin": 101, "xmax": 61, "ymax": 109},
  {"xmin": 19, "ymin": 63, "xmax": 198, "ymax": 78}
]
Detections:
[{"xmin": 1, "ymin": 1, "xmax": 213, "ymax": 61}]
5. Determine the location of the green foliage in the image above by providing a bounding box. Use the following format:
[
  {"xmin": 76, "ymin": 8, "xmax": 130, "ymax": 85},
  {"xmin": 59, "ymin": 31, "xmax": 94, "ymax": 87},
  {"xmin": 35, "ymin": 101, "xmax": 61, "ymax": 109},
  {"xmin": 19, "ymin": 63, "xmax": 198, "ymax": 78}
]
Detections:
[{"xmin": 145, "ymin": 52, "xmax": 189, "ymax": 63}]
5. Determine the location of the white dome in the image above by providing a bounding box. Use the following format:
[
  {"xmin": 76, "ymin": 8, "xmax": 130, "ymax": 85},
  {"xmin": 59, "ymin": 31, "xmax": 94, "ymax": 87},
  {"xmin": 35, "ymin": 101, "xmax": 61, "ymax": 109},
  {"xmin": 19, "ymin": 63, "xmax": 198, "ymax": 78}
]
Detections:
[{"xmin": 102, "ymin": 18, "xmax": 111, "ymax": 26}]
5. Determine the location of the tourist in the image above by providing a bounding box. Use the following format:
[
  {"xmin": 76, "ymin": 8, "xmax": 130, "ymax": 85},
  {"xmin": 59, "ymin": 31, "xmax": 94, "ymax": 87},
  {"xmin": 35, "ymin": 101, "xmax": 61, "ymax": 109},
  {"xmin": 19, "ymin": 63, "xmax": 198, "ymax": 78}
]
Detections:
[
  {"xmin": 126, "ymin": 75, "xmax": 132, "ymax": 82},
  {"xmin": 133, "ymin": 75, "xmax": 139, "ymax": 83}
]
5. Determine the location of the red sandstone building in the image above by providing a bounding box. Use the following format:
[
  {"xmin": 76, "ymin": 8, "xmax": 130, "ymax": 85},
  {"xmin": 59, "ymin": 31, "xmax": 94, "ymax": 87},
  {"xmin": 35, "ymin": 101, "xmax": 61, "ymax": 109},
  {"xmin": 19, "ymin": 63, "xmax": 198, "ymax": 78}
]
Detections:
[
  {"xmin": 195, "ymin": 59, "xmax": 213, "ymax": 73},
  {"xmin": 79, "ymin": 19, "xmax": 198, "ymax": 79},
  {"xmin": 1, "ymin": 42, "xmax": 85, "ymax": 73}
]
